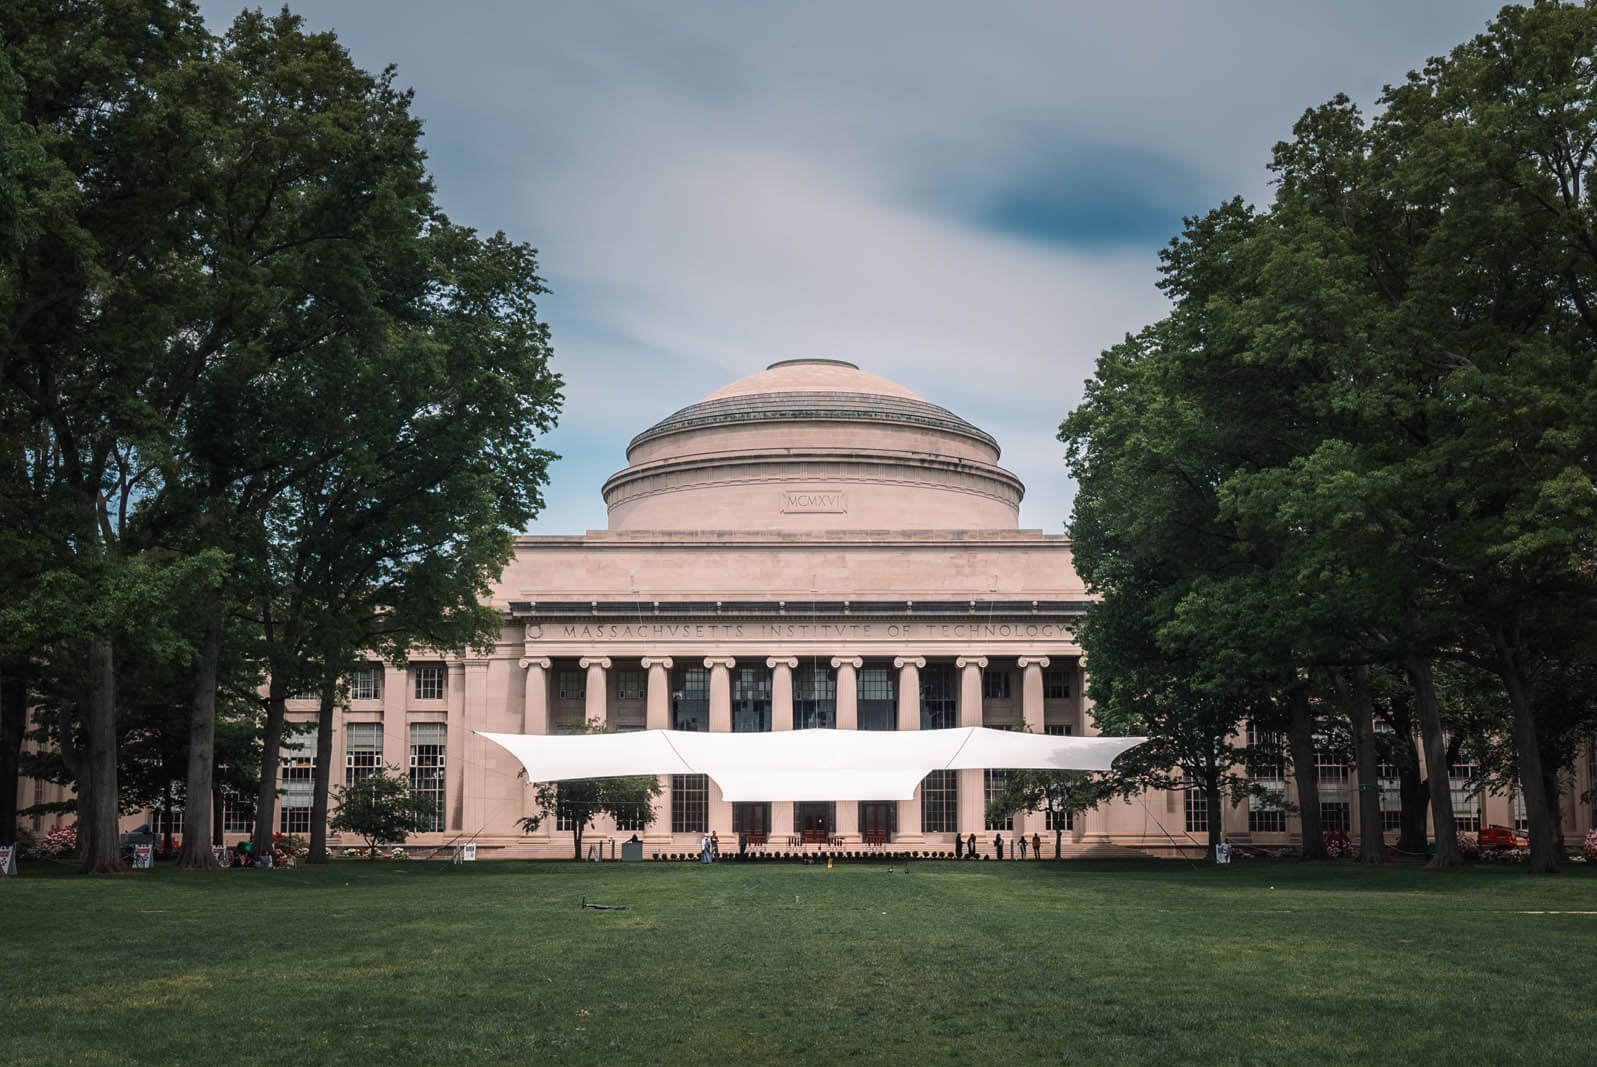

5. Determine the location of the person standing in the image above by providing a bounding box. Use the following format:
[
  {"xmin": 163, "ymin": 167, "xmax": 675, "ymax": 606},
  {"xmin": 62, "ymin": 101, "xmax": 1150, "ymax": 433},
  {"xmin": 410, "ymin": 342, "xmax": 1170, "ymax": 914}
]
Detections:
[
  {"xmin": 954, "ymin": 832, "xmax": 963, "ymax": 860},
  {"xmin": 967, "ymin": 832, "xmax": 977, "ymax": 858},
  {"xmin": 1018, "ymin": 835, "xmax": 1027, "ymax": 860},
  {"xmin": 1032, "ymin": 832, "xmax": 1042, "ymax": 860},
  {"xmin": 700, "ymin": 833, "xmax": 712, "ymax": 864},
  {"xmin": 710, "ymin": 830, "xmax": 720, "ymax": 862},
  {"xmin": 994, "ymin": 833, "xmax": 1004, "ymax": 860}
]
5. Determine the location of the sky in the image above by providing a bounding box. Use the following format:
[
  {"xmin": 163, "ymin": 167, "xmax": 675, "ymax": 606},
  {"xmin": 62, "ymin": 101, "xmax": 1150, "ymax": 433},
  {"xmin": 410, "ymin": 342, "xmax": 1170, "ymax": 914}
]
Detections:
[{"xmin": 198, "ymin": 0, "xmax": 1509, "ymax": 534}]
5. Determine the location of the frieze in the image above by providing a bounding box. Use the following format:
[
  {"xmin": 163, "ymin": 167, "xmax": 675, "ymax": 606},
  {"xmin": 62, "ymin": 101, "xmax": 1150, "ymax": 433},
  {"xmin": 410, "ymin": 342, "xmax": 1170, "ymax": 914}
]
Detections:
[{"xmin": 535, "ymin": 620, "xmax": 1074, "ymax": 642}]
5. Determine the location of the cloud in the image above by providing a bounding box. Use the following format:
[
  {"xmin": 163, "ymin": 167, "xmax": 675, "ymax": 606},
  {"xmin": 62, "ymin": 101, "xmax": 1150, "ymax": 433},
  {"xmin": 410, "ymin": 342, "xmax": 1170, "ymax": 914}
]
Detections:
[{"xmin": 195, "ymin": 0, "xmax": 1510, "ymax": 535}]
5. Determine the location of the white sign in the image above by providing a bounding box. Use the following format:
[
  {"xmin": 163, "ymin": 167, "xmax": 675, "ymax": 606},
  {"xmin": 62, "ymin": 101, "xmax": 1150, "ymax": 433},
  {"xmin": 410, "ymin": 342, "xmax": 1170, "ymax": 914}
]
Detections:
[
  {"xmin": 132, "ymin": 843, "xmax": 153, "ymax": 870},
  {"xmin": 212, "ymin": 845, "xmax": 228, "ymax": 866},
  {"xmin": 0, "ymin": 845, "xmax": 15, "ymax": 876},
  {"xmin": 462, "ymin": 843, "xmax": 477, "ymax": 862}
]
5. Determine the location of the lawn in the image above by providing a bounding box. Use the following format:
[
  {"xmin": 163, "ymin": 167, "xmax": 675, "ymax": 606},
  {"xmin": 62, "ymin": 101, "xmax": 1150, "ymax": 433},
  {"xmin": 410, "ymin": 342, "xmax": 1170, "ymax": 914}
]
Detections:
[{"xmin": 2, "ymin": 856, "xmax": 1593, "ymax": 1065}]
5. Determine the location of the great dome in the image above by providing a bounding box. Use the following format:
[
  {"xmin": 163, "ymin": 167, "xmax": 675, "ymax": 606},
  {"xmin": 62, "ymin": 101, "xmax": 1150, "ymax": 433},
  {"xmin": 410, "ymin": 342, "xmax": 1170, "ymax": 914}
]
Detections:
[{"xmin": 602, "ymin": 359, "xmax": 1025, "ymax": 530}]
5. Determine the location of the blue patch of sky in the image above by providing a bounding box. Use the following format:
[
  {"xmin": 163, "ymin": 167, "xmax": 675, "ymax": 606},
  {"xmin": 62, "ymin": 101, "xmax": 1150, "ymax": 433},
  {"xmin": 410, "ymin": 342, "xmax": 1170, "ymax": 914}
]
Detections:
[{"xmin": 920, "ymin": 137, "xmax": 1225, "ymax": 252}]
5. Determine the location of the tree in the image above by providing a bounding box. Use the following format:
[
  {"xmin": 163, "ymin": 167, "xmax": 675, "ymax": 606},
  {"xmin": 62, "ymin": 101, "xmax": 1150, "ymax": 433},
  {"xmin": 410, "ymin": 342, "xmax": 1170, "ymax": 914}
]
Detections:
[
  {"xmin": 5, "ymin": 0, "xmax": 561, "ymax": 874},
  {"xmin": 985, "ymin": 769, "xmax": 1109, "ymax": 859},
  {"xmin": 517, "ymin": 720, "xmax": 663, "ymax": 859},
  {"xmin": 329, "ymin": 766, "xmax": 437, "ymax": 857},
  {"xmin": 3, "ymin": 0, "xmax": 220, "ymax": 872}
]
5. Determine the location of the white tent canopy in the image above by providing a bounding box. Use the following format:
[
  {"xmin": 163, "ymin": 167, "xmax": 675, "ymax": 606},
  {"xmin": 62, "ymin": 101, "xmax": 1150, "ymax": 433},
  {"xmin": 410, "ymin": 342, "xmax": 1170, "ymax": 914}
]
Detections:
[{"xmin": 477, "ymin": 727, "xmax": 1146, "ymax": 802}]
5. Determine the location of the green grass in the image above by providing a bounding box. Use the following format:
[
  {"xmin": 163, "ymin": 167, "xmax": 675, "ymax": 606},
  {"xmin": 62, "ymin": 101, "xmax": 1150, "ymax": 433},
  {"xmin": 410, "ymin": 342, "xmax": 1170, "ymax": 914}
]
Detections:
[{"xmin": 3, "ymin": 856, "xmax": 1594, "ymax": 1065}]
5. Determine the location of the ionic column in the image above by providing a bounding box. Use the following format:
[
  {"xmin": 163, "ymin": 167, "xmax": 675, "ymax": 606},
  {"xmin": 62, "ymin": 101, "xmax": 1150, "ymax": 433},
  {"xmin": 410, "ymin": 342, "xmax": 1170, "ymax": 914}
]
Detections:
[
  {"xmin": 519, "ymin": 657, "xmax": 552, "ymax": 734},
  {"xmin": 640, "ymin": 657, "xmax": 673, "ymax": 731},
  {"xmin": 957, "ymin": 656, "xmax": 988, "ymax": 727},
  {"xmin": 767, "ymin": 656, "xmax": 797, "ymax": 731},
  {"xmin": 705, "ymin": 657, "xmax": 735, "ymax": 733},
  {"xmin": 898, "ymin": 781, "xmax": 923, "ymax": 843},
  {"xmin": 640, "ymin": 657, "xmax": 674, "ymax": 843},
  {"xmin": 1017, "ymin": 656, "xmax": 1050, "ymax": 735},
  {"xmin": 772, "ymin": 790, "xmax": 794, "ymax": 840},
  {"xmin": 1010, "ymin": 660, "xmax": 1047, "ymax": 838},
  {"xmin": 836, "ymin": 797, "xmax": 858, "ymax": 841},
  {"xmin": 709, "ymin": 779, "xmax": 733, "ymax": 841},
  {"xmin": 894, "ymin": 656, "xmax": 926, "ymax": 840},
  {"xmin": 580, "ymin": 656, "xmax": 611, "ymax": 729},
  {"xmin": 894, "ymin": 657, "xmax": 924, "ymax": 731},
  {"xmin": 1077, "ymin": 657, "xmax": 1095, "ymax": 736},
  {"xmin": 832, "ymin": 656, "xmax": 862, "ymax": 731},
  {"xmin": 956, "ymin": 656, "xmax": 988, "ymax": 837}
]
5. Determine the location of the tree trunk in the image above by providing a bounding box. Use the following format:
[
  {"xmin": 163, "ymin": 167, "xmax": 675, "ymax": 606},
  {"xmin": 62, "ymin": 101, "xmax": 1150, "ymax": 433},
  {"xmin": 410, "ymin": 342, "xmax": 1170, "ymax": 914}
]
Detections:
[
  {"xmin": 0, "ymin": 665, "xmax": 27, "ymax": 847},
  {"xmin": 1204, "ymin": 765, "xmax": 1222, "ymax": 861},
  {"xmin": 211, "ymin": 784, "xmax": 224, "ymax": 850},
  {"xmin": 252, "ymin": 680, "xmax": 286, "ymax": 866},
  {"xmin": 178, "ymin": 596, "xmax": 222, "ymax": 869},
  {"xmin": 1287, "ymin": 689, "xmax": 1326, "ymax": 860},
  {"xmin": 572, "ymin": 824, "xmax": 584, "ymax": 860},
  {"xmin": 1339, "ymin": 667, "xmax": 1389, "ymax": 864},
  {"xmin": 1408, "ymin": 655, "xmax": 1460, "ymax": 869},
  {"xmin": 309, "ymin": 689, "xmax": 335, "ymax": 864},
  {"xmin": 1054, "ymin": 825, "xmax": 1063, "ymax": 860},
  {"xmin": 1384, "ymin": 696, "xmax": 1431, "ymax": 856},
  {"xmin": 1491, "ymin": 625, "xmax": 1560, "ymax": 874},
  {"xmin": 80, "ymin": 636, "xmax": 125, "ymax": 874}
]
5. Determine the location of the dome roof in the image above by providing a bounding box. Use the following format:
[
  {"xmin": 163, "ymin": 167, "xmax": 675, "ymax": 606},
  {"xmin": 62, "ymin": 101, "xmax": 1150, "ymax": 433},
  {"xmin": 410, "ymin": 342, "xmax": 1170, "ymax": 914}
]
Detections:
[
  {"xmin": 604, "ymin": 359, "xmax": 1024, "ymax": 531},
  {"xmin": 628, "ymin": 359, "xmax": 997, "ymax": 460},
  {"xmin": 704, "ymin": 358, "xmax": 922, "ymax": 401}
]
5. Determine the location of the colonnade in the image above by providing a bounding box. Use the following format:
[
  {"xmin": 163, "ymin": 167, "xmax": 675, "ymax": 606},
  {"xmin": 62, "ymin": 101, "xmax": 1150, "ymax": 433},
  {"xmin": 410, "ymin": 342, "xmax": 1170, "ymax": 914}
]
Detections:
[{"xmin": 516, "ymin": 651, "xmax": 1074, "ymax": 845}]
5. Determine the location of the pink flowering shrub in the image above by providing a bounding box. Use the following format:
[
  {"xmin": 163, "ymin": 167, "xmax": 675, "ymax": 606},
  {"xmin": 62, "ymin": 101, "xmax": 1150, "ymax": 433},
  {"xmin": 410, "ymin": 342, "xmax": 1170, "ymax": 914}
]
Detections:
[
  {"xmin": 1456, "ymin": 831, "xmax": 1479, "ymax": 857},
  {"xmin": 42, "ymin": 825, "xmax": 78, "ymax": 857},
  {"xmin": 1321, "ymin": 828, "xmax": 1354, "ymax": 858},
  {"xmin": 1584, "ymin": 828, "xmax": 1597, "ymax": 862}
]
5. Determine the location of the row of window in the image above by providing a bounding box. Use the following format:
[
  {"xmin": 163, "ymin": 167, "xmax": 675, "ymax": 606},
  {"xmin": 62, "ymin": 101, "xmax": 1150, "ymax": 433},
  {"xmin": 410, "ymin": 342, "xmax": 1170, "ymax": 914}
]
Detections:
[
  {"xmin": 555, "ymin": 664, "xmax": 1075, "ymax": 704},
  {"xmin": 1245, "ymin": 722, "xmax": 1487, "ymax": 784},
  {"xmin": 1192, "ymin": 789, "xmax": 1497, "ymax": 835},
  {"xmin": 277, "ymin": 723, "xmax": 446, "ymax": 834},
  {"xmin": 293, "ymin": 661, "xmax": 1079, "ymax": 707},
  {"xmin": 289, "ymin": 664, "xmax": 395, "ymax": 702}
]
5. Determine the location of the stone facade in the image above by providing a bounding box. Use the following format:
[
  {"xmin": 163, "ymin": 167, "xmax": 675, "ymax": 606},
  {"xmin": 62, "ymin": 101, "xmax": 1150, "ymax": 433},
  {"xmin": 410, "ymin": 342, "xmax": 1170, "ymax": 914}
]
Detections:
[{"xmin": 20, "ymin": 360, "xmax": 1595, "ymax": 857}]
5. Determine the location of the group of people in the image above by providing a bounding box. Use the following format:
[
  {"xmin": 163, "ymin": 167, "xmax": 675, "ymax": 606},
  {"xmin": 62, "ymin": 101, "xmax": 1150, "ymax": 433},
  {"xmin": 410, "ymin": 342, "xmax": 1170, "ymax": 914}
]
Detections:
[
  {"xmin": 952, "ymin": 831, "xmax": 1043, "ymax": 860},
  {"xmin": 699, "ymin": 830, "xmax": 720, "ymax": 863}
]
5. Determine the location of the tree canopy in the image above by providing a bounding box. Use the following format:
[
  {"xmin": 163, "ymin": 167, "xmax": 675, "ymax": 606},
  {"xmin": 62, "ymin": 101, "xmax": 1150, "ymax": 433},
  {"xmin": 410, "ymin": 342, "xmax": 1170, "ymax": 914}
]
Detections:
[
  {"xmin": 1063, "ymin": 1, "xmax": 1597, "ymax": 873},
  {"xmin": 2, "ymin": 1, "xmax": 561, "ymax": 870}
]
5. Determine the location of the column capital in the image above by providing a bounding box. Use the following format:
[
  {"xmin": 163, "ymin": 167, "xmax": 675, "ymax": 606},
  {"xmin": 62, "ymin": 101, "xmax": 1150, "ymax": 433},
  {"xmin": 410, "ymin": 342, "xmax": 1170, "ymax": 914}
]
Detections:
[
  {"xmin": 579, "ymin": 656, "xmax": 612, "ymax": 670},
  {"xmin": 1016, "ymin": 656, "xmax": 1052, "ymax": 669},
  {"xmin": 465, "ymin": 658, "xmax": 491, "ymax": 673},
  {"xmin": 766, "ymin": 656, "xmax": 798, "ymax": 669},
  {"xmin": 893, "ymin": 656, "xmax": 926, "ymax": 669},
  {"xmin": 956, "ymin": 656, "xmax": 989, "ymax": 670},
  {"xmin": 639, "ymin": 656, "xmax": 674, "ymax": 670},
  {"xmin": 447, "ymin": 660, "xmax": 467, "ymax": 676},
  {"xmin": 830, "ymin": 656, "xmax": 863, "ymax": 670},
  {"xmin": 703, "ymin": 656, "xmax": 736, "ymax": 670},
  {"xmin": 518, "ymin": 656, "xmax": 552, "ymax": 670}
]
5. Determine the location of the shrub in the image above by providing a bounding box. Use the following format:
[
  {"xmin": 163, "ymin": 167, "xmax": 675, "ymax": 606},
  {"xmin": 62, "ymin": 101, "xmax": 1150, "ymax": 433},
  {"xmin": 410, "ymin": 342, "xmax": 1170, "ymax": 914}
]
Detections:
[
  {"xmin": 42, "ymin": 825, "xmax": 78, "ymax": 858},
  {"xmin": 1321, "ymin": 829, "xmax": 1353, "ymax": 859},
  {"xmin": 1583, "ymin": 828, "xmax": 1597, "ymax": 862},
  {"xmin": 1457, "ymin": 831, "xmax": 1480, "ymax": 857}
]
